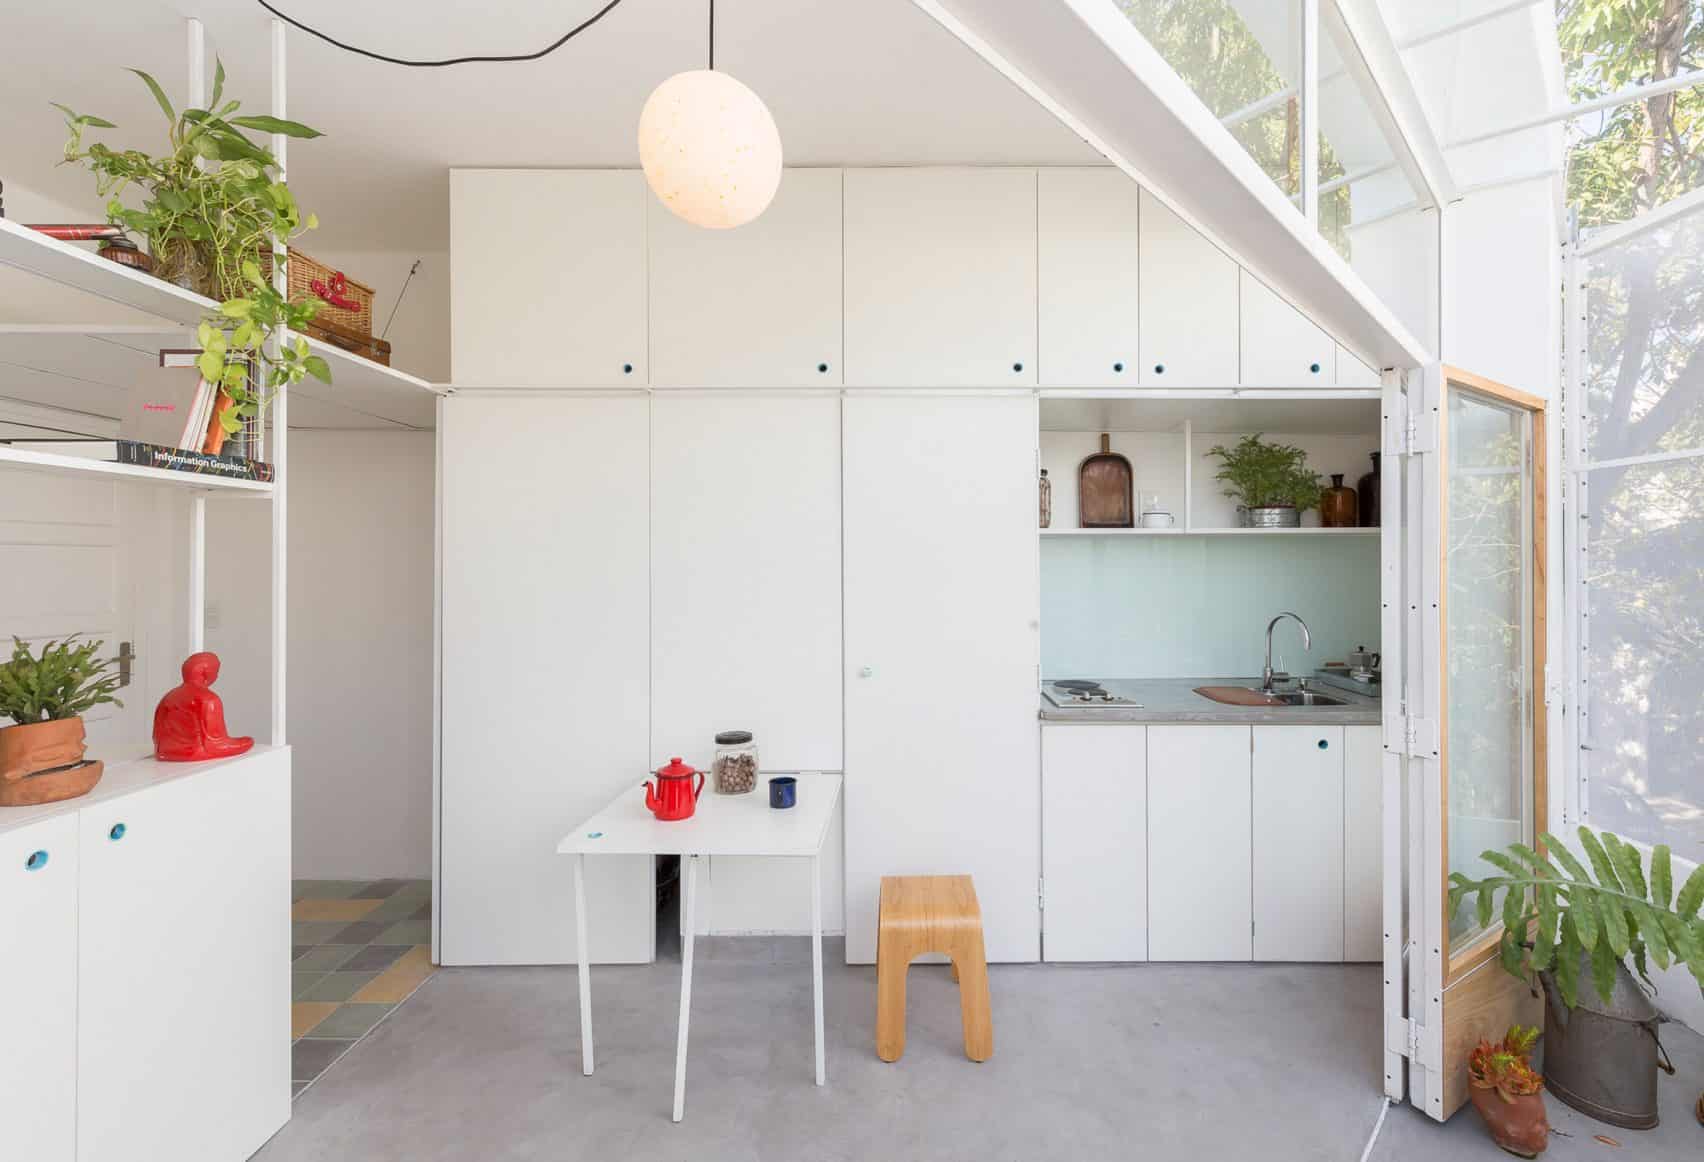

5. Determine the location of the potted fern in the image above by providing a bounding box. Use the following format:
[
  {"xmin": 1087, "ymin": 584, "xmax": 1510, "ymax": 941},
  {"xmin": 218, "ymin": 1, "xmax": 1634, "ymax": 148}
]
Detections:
[
  {"xmin": 1468, "ymin": 1025, "xmax": 1550, "ymax": 1156},
  {"xmin": 0, "ymin": 637, "xmax": 124, "ymax": 806},
  {"xmin": 1205, "ymin": 434, "xmax": 1323, "ymax": 527}
]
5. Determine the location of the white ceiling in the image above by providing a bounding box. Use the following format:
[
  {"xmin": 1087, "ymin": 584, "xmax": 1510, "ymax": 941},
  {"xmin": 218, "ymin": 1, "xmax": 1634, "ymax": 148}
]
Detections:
[{"xmin": 0, "ymin": 0, "xmax": 1101, "ymax": 250}]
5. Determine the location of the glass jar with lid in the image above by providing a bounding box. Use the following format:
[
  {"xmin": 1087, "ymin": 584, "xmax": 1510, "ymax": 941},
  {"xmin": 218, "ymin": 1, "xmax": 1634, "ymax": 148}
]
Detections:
[{"xmin": 712, "ymin": 730, "xmax": 759, "ymax": 794}]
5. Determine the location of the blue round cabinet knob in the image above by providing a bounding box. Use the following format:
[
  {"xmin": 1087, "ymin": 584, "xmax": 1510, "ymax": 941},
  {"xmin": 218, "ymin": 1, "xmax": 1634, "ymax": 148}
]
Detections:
[
  {"xmin": 109, "ymin": 822, "xmax": 127, "ymax": 841},
  {"xmin": 25, "ymin": 850, "xmax": 49, "ymax": 871}
]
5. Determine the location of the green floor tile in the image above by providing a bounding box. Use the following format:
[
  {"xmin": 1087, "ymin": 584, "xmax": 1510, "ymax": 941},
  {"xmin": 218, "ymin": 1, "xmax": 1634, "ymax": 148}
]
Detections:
[
  {"xmin": 292, "ymin": 920, "xmax": 346, "ymax": 946},
  {"xmin": 392, "ymin": 879, "xmax": 432, "ymax": 901},
  {"xmin": 292, "ymin": 880, "xmax": 368, "ymax": 900},
  {"xmin": 293, "ymin": 945, "xmax": 361, "ymax": 973},
  {"xmin": 375, "ymin": 919, "xmax": 430, "ymax": 945},
  {"xmin": 301, "ymin": 1002, "xmax": 394, "ymax": 1040},
  {"xmin": 292, "ymin": 971, "xmax": 327, "ymax": 1000},
  {"xmin": 298, "ymin": 971, "xmax": 379, "ymax": 1003},
  {"xmin": 363, "ymin": 895, "xmax": 426, "ymax": 923}
]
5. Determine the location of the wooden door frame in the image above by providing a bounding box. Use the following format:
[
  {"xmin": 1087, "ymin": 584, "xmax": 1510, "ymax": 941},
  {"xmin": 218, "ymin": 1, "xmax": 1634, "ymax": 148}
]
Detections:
[{"xmin": 1437, "ymin": 365, "xmax": 1549, "ymax": 987}]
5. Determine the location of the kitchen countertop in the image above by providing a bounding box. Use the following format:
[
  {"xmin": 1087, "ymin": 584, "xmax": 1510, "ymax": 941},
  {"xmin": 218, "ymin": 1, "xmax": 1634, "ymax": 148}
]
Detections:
[{"xmin": 1039, "ymin": 677, "xmax": 1381, "ymax": 725}]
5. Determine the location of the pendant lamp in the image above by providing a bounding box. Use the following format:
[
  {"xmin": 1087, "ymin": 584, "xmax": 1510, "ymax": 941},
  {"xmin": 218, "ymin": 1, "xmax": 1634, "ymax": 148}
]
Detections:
[{"xmin": 638, "ymin": 1, "xmax": 782, "ymax": 229}]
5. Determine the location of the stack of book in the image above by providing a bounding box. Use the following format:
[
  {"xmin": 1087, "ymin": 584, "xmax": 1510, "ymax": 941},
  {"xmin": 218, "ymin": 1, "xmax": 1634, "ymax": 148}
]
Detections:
[{"xmin": 3, "ymin": 350, "xmax": 273, "ymax": 482}]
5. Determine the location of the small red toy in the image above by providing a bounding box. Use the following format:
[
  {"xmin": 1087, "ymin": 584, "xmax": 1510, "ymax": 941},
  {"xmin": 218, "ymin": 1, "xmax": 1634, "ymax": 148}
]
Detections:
[{"xmin": 152, "ymin": 652, "xmax": 253, "ymax": 762}]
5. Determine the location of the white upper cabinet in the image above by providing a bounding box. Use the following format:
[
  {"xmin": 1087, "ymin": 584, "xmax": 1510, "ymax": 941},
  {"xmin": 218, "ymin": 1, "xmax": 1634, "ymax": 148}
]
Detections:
[
  {"xmin": 1137, "ymin": 188, "xmax": 1238, "ymax": 387},
  {"xmin": 843, "ymin": 168, "xmax": 1037, "ymax": 387},
  {"xmin": 1240, "ymin": 270, "xmax": 1335, "ymax": 387},
  {"xmin": 1337, "ymin": 346, "xmax": 1381, "ymax": 387},
  {"xmin": 450, "ymin": 169, "xmax": 647, "ymax": 387},
  {"xmin": 649, "ymin": 169, "xmax": 843, "ymax": 386},
  {"xmin": 1038, "ymin": 168, "xmax": 1141, "ymax": 387}
]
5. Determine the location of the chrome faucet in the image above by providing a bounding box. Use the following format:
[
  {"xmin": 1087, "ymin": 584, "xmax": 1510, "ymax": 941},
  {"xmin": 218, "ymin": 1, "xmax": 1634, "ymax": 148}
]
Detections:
[{"xmin": 1262, "ymin": 612, "xmax": 1312, "ymax": 694}]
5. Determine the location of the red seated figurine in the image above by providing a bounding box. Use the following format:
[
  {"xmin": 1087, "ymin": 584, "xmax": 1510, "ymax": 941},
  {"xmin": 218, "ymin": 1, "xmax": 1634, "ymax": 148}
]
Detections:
[{"xmin": 153, "ymin": 652, "xmax": 253, "ymax": 762}]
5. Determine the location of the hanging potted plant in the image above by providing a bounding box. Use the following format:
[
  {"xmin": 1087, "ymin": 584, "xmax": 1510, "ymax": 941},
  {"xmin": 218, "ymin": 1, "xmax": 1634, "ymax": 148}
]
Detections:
[
  {"xmin": 1467, "ymin": 1025, "xmax": 1550, "ymax": 1156},
  {"xmin": 55, "ymin": 60, "xmax": 331, "ymax": 439},
  {"xmin": 1205, "ymin": 434, "xmax": 1323, "ymax": 527},
  {"xmin": 0, "ymin": 637, "xmax": 125, "ymax": 806}
]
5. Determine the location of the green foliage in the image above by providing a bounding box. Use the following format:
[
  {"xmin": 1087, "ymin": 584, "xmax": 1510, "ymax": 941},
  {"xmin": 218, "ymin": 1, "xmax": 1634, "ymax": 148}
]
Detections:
[
  {"xmin": 55, "ymin": 60, "xmax": 329, "ymax": 427},
  {"xmin": 0, "ymin": 637, "xmax": 124, "ymax": 725},
  {"xmin": 1468, "ymin": 1025, "xmax": 1544, "ymax": 1102},
  {"xmin": 1205, "ymin": 433, "xmax": 1322, "ymax": 512},
  {"xmin": 1449, "ymin": 826, "xmax": 1704, "ymax": 1010}
]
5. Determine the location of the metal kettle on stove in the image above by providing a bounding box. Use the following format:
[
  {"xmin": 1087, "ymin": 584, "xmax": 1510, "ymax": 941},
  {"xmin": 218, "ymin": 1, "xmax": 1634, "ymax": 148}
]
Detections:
[{"xmin": 644, "ymin": 757, "xmax": 705, "ymax": 821}]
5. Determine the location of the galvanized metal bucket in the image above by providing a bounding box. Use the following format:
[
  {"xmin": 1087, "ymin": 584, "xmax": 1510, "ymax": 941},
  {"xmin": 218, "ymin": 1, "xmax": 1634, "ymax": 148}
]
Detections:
[
  {"xmin": 1240, "ymin": 505, "xmax": 1301, "ymax": 528},
  {"xmin": 1540, "ymin": 952, "xmax": 1676, "ymax": 1130}
]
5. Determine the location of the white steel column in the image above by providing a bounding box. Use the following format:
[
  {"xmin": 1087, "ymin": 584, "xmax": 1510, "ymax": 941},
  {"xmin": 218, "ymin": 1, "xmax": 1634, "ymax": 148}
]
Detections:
[
  {"xmin": 1376, "ymin": 367, "xmax": 1404, "ymax": 1103},
  {"xmin": 269, "ymin": 17, "xmax": 289, "ymax": 747},
  {"xmin": 189, "ymin": 495, "xmax": 206, "ymax": 653},
  {"xmin": 1300, "ymin": 0, "xmax": 1320, "ymax": 227},
  {"xmin": 186, "ymin": 19, "xmax": 205, "ymax": 108}
]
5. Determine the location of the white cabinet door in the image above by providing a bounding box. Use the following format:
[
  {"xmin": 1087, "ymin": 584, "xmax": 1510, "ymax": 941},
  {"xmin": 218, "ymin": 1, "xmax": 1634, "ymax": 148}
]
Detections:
[
  {"xmin": 1253, "ymin": 726, "xmax": 1345, "ymax": 961},
  {"xmin": 1042, "ymin": 724, "xmax": 1146, "ymax": 961},
  {"xmin": 1148, "ymin": 725, "xmax": 1250, "ymax": 960},
  {"xmin": 843, "ymin": 394, "xmax": 1039, "ymax": 962},
  {"xmin": 649, "ymin": 169, "xmax": 842, "ymax": 386},
  {"xmin": 440, "ymin": 394, "xmax": 652, "ymax": 964},
  {"xmin": 450, "ymin": 169, "xmax": 647, "ymax": 386},
  {"xmin": 0, "ymin": 814, "xmax": 78, "ymax": 1160},
  {"xmin": 1038, "ymin": 168, "xmax": 1141, "ymax": 387},
  {"xmin": 1137, "ymin": 188, "xmax": 1238, "ymax": 386},
  {"xmin": 78, "ymin": 750, "xmax": 291, "ymax": 1162},
  {"xmin": 1239, "ymin": 270, "xmax": 1335, "ymax": 387},
  {"xmin": 1344, "ymin": 724, "xmax": 1383, "ymax": 961},
  {"xmin": 1337, "ymin": 346, "xmax": 1381, "ymax": 387},
  {"xmin": 651, "ymin": 393, "xmax": 844, "ymax": 935},
  {"xmin": 843, "ymin": 168, "xmax": 1037, "ymax": 386}
]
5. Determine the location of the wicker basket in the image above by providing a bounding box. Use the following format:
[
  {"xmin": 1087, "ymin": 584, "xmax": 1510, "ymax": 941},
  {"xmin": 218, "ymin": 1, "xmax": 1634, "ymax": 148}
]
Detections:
[{"xmin": 262, "ymin": 250, "xmax": 375, "ymax": 336}]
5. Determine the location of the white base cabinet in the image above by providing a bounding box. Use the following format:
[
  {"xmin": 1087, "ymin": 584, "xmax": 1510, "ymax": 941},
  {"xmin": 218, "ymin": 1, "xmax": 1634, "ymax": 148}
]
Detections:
[
  {"xmin": 0, "ymin": 747, "xmax": 291, "ymax": 1162},
  {"xmin": 1041, "ymin": 724, "xmax": 1146, "ymax": 961},
  {"xmin": 1343, "ymin": 725, "xmax": 1383, "ymax": 961},
  {"xmin": 1148, "ymin": 725, "xmax": 1252, "ymax": 961},
  {"xmin": 1253, "ymin": 726, "xmax": 1344, "ymax": 961}
]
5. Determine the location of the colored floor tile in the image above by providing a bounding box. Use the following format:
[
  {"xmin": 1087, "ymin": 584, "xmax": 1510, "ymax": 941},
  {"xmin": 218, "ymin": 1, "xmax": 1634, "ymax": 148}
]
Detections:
[{"xmin": 290, "ymin": 878, "xmax": 436, "ymax": 1099}]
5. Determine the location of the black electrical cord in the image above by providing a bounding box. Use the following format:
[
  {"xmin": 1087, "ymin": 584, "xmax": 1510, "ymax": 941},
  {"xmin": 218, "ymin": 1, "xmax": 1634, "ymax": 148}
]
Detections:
[{"xmin": 253, "ymin": 0, "xmax": 632, "ymax": 67}]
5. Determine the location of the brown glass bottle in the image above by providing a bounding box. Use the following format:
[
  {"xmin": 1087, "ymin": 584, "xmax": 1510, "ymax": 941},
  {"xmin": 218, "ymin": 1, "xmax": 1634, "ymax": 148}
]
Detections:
[
  {"xmin": 1320, "ymin": 473, "xmax": 1358, "ymax": 527},
  {"xmin": 1357, "ymin": 452, "xmax": 1381, "ymax": 527}
]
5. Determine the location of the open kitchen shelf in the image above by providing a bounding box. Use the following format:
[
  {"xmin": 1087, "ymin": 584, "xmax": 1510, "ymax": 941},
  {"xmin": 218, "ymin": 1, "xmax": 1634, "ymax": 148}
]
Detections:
[
  {"xmin": 1040, "ymin": 526, "xmax": 1377, "ymax": 536},
  {"xmin": 0, "ymin": 444, "xmax": 273, "ymax": 494}
]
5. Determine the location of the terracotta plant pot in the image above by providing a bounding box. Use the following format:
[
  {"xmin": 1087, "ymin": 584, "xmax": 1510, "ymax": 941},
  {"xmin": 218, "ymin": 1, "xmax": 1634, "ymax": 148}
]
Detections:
[
  {"xmin": 1469, "ymin": 1087, "xmax": 1550, "ymax": 1158},
  {"xmin": 0, "ymin": 718, "xmax": 104, "ymax": 806}
]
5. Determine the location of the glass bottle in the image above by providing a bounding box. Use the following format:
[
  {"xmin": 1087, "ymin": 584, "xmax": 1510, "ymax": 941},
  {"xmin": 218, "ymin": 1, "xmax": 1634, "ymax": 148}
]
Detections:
[
  {"xmin": 1357, "ymin": 452, "xmax": 1382, "ymax": 528},
  {"xmin": 1320, "ymin": 473, "xmax": 1358, "ymax": 528}
]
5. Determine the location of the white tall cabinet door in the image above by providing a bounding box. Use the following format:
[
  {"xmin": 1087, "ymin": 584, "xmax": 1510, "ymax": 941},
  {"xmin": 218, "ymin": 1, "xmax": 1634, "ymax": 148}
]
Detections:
[
  {"xmin": 1239, "ymin": 270, "xmax": 1336, "ymax": 387},
  {"xmin": 0, "ymin": 815, "xmax": 78, "ymax": 1160},
  {"xmin": 440, "ymin": 394, "xmax": 652, "ymax": 964},
  {"xmin": 1038, "ymin": 168, "xmax": 1141, "ymax": 387},
  {"xmin": 1041, "ymin": 724, "xmax": 1146, "ymax": 961},
  {"xmin": 1343, "ymin": 724, "xmax": 1383, "ymax": 961},
  {"xmin": 1148, "ymin": 725, "xmax": 1251, "ymax": 960},
  {"xmin": 450, "ymin": 170, "xmax": 647, "ymax": 386},
  {"xmin": 843, "ymin": 168, "xmax": 1037, "ymax": 387},
  {"xmin": 843, "ymin": 394, "xmax": 1040, "ymax": 963},
  {"xmin": 649, "ymin": 169, "xmax": 842, "ymax": 386},
  {"xmin": 77, "ymin": 751, "xmax": 291, "ymax": 1162},
  {"xmin": 651, "ymin": 393, "xmax": 844, "ymax": 935},
  {"xmin": 1137, "ymin": 189, "xmax": 1238, "ymax": 386},
  {"xmin": 1253, "ymin": 726, "xmax": 1345, "ymax": 961},
  {"xmin": 1338, "ymin": 346, "xmax": 1381, "ymax": 387}
]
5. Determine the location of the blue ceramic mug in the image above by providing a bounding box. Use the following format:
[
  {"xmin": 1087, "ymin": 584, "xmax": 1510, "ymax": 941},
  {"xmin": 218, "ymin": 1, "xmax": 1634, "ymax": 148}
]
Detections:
[{"xmin": 769, "ymin": 776, "xmax": 797, "ymax": 809}]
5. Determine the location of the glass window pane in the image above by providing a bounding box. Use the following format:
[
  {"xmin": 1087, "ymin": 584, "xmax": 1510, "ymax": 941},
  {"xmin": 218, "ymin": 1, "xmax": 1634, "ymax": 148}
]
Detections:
[
  {"xmin": 1581, "ymin": 456, "xmax": 1704, "ymax": 857},
  {"xmin": 1317, "ymin": 16, "xmax": 1422, "ymax": 262},
  {"xmin": 1113, "ymin": 0, "xmax": 1303, "ymax": 201},
  {"xmin": 1446, "ymin": 388, "xmax": 1534, "ymax": 952},
  {"xmin": 1582, "ymin": 204, "xmax": 1704, "ymax": 461}
]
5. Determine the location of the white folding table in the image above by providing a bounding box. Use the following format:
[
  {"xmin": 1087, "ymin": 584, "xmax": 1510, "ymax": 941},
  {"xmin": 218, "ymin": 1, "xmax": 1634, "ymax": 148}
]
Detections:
[{"xmin": 556, "ymin": 772, "xmax": 843, "ymax": 1122}]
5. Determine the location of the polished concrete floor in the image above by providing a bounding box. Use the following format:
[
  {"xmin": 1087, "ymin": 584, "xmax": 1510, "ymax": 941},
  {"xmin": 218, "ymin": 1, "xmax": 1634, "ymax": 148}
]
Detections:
[{"xmin": 259, "ymin": 937, "xmax": 1704, "ymax": 1162}]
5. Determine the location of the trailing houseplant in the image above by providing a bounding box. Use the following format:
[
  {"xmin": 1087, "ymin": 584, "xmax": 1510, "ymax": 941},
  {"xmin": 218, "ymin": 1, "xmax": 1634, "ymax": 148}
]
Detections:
[
  {"xmin": 56, "ymin": 60, "xmax": 330, "ymax": 437},
  {"xmin": 1205, "ymin": 434, "xmax": 1322, "ymax": 526},
  {"xmin": 0, "ymin": 636, "xmax": 124, "ymax": 806},
  {"xmin": 1467, "ymin": 1025, "xmax": 1549, "ymax": 1156}
]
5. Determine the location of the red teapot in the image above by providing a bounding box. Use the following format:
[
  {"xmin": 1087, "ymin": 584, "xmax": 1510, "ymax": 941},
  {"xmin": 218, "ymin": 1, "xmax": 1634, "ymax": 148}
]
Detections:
[{"xmin": 644, "ymin": 757, "xmax": 705, "ymax": 821}]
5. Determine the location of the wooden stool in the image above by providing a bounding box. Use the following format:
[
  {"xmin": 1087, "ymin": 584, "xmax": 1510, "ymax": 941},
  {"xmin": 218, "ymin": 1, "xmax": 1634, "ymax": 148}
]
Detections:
[{"xmin": 876, "ymin": 875, "xmax": 992, "ymax": 1063}]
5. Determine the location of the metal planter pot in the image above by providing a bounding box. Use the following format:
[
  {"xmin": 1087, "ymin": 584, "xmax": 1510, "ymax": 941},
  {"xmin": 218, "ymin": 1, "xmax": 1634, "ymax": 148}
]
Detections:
[
  {"xmin": 1540, "ymin": 952, "xmax": 1675, "ymax": 1130},
  {"xmin": 1241, "ymin": 505, "xmax": 1301, "ymax": 528}
]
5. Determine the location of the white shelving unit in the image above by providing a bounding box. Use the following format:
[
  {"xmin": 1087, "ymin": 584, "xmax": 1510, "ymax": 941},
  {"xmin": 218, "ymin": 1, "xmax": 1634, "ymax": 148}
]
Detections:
[{"xmin": 1038, "ymin": 393, "xmax": 1383, "ymax": 535}]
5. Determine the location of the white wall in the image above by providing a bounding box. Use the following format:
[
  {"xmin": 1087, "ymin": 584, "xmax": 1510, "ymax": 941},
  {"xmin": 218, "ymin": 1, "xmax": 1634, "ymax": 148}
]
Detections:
[{"xmin": 208, "ymin": 430, "xmax": 435, "ymax": 880}]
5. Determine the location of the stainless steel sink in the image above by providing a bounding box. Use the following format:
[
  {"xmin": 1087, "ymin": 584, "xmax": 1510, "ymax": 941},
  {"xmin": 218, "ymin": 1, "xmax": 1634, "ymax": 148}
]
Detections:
[
  {"xmin": 1193, "ymin": 684, "xmax": 1349, "ymax": 708},
  {"xmin": 1262, "ymin": 689, "xmax": 1347, "ymax": 707}
]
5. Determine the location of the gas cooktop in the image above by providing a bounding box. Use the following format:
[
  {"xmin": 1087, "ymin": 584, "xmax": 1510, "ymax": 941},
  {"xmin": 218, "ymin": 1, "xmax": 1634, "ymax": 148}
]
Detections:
[{"xmin": 1041, "ymin": 680, "xmax": 1143, "ymax": 708}]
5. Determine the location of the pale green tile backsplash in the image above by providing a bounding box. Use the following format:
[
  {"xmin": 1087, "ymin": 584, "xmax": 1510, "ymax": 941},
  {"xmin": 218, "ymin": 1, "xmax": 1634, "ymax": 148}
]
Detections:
[{"xmin": 1041, "ymin": 536, "xmax": 1381, "ymax": 679}]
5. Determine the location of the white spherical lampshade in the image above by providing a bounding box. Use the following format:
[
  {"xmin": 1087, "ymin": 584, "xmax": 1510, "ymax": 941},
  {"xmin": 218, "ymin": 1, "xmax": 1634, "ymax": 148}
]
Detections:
[{"xmin": 638, "ymin": 69, "xmax": 783, "ymax": 230}]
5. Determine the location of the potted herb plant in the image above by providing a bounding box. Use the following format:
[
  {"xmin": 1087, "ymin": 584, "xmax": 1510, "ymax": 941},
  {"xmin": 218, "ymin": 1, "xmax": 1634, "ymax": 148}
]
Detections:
[
  {"xmin": 1205, "ymin": 434, "xmax": 1323, "ymax": 527},
  {"xmin": 1452, "ymin": 827, "xmax": 1704, "ymax": 1130},
  {"xmin": 1468, "ymin": 1025, "xmax": 1550, "ymax": 1156},
  {"xmin": 0, "ymin": 636, "xmax": 124, "ymax": 806},
  {"xmin": 55, "ymin": 61, "xmax": 331, "ymax": 439}
]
